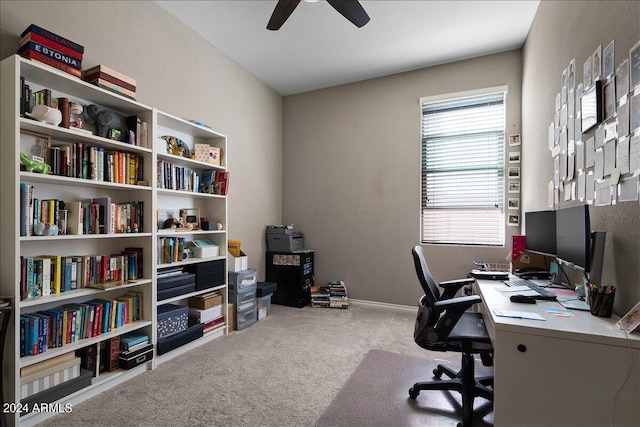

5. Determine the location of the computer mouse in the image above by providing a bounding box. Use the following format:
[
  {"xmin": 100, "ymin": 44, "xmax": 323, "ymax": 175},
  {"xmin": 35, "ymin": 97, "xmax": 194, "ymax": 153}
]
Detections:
[{"xmin": 510, "ymin": 294, "xmax": 537, "ymax": 304}]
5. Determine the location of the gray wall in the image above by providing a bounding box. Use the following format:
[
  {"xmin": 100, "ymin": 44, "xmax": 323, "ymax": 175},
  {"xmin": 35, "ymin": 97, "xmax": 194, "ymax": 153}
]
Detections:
[
  {"xmin": 283, "ymin": 51, "xmax": 523, "ymax": 306},
  {"xmin": 0, "ymin": 1, "xmax": 283, "ymax": 274},
  {"xmin": 522, "ymin": 1, "xmax": 640, "ymax": 315}
]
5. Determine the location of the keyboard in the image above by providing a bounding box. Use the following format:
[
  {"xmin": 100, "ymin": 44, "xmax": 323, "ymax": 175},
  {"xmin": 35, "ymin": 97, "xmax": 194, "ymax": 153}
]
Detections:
[{"xmin": 503, "ymin": 279, "xmax": 557, "ymax": 300}]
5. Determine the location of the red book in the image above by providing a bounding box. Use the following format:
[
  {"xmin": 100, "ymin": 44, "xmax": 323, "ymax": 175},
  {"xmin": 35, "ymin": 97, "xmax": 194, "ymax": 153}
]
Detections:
[
  {"xmin": 83, "ymin": 71, "xmax": 136, "ymax": 92},
  {"xmin": 19, "ymin": 50, "xmax": 81, "ymax": 78},
  {"xmin": 20, "ymin": 24, "xmax": 84, "ymax": 54},
  {"xmin": 19, "ymin": 32, "xmax": 83, "ymax": 60},
  {"xmin": 215, "ymin": 171, "xmax": 229, "ymax": 195}
]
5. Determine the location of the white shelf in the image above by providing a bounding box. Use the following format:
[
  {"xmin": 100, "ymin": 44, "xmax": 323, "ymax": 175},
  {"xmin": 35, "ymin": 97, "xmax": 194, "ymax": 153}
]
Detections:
[
  {"xmin": 19, "ymin": 279, "xmax": 152, "ymax": 308},
  {"xmin": 19, "ymin": 320, "xmax": 152, "ymax": 368},
  {"xmin": 19, "ymin": 171, "xmax": 152, "ymax": 191},
  {"xmin": 157, "ymin": 284, "xmax": 227, "ymax": 306}
]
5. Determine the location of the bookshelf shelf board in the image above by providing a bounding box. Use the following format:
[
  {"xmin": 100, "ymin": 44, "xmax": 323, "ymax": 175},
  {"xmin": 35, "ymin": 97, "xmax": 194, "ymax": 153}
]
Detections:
[
  {"xmin": 156, "ymin": 284, "xmax": 227, "ymax": 306},
  {"xmin": 19, "ymin": 362, "xmax": 150, "ymax": 425},
  {"xmin": 156, "ymin": 187, "xmax": 226, "ymax": 199},
  {"xmin": 19, "ymin": 320, "xmax": 152, "ymax": 368},
  {"xmin": 19, "ymin": 118, "xmax": 152, "ymax": 154},
  {"xmin": 155, "ymin": 325, "xmax": 224, "ymax": 366},
  {"xmin": 156, "ymin": 110, "xmax": 226, "ymax": 140},
  {"xmin": 18, "ymin": 57, "xmax": 151, "ymax": 114},
  {"xmin": 20, "ymin": 232, "xmax": 153, "ymax": 242},
  {"xmin": 156, "ymin": 255, "xmax": 226, "ymax": 269},
  {"xmin": 19, "ymin": 278, "xmax": 153, "ymax": 308},
  {"xmin": 156, "ymin": 229, "xmax": 226, "ymax": 238},
  {"xmin": 20, "ymin": 171, "xmax": 153, "ymax": 190},
  {"xmin": 157, "ymin": 152, "xmax": 226, "ymax": 171}
]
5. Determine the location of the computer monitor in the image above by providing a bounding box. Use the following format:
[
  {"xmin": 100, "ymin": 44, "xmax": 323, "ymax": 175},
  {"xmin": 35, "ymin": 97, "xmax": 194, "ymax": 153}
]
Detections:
[
  {"xmin": 555, "ymin": 205, "xmax": 591, "ymax": 272},
  {"xmin": 524, "ymin": 210, "xmax": 557, "ymax": 257}
]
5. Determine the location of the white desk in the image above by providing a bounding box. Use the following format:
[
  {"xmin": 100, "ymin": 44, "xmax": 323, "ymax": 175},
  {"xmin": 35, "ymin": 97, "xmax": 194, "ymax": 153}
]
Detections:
[{"xmin": 475, "ymin": 279, "xmax": 640, "ymax": 427}]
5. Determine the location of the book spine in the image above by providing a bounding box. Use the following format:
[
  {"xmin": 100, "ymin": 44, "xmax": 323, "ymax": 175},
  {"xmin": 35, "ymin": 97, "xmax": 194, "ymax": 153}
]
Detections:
[
  {"xmin": 20, "ymin": 24, "xmax": 85, "ymax": 54},
  {"xmin": 17, "ymin": 41, "xmax": 82, "ymax": 69},
  {"xmin": 19, "ymin": 32, "xmax": 83, "ymax": 60},
  {"xmin": 19, "ymin": 50, "xmax": 82, "ymax": 78},
  {"xmin": 83, "ymin": 72, "xmax": 136, "ymax": 91}
]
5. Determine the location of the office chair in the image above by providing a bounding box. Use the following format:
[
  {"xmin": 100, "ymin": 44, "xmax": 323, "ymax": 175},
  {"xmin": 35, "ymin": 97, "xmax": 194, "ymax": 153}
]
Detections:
[{"xmin": 408, "ymin": 246, "xmax": 493, "ymax": 427}]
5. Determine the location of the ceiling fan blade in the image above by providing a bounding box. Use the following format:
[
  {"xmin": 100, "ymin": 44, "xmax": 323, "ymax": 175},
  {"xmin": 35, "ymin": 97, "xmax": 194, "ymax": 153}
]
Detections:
[
  {"xmin": 326, "ymin": 0, "xmax": 370, "ymax": 28},
  {"xmin": 267, "ymin": 0, "xmax": 302, "ymax": 30}
]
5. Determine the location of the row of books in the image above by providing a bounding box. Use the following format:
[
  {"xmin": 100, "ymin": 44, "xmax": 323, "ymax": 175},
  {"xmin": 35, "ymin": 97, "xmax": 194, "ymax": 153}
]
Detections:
[
  {"xmin": 157, "ymin": 159, "xmax": 200, "ymax": 192},
  {"xmin": 18, "ymin": 24, "xmax": 84, "ymax": 78},
  {"xmin": 311, "ymin": 280, "xmax": 349, "ymax": 309},
  {"xmin": 19, "ymin": 188, "xmax": 145, "ymax": 236},
  {"xmin": 158, "ymin": 237, "xmax": 186, "ymax": 265},
  {"xmin": 20, "ymin": 292, "xmax": 143, "ymax": 357},
  {"xmin": 76, "ymin": 336, "xmax": 121, "ymax": 377},
  {"xmin": 83, "ymin": 64, "xmax": 137, "ymax": 100},
  {"xmin": 20, "ymin": 248, "xmax": 143, "ymax": 301}
]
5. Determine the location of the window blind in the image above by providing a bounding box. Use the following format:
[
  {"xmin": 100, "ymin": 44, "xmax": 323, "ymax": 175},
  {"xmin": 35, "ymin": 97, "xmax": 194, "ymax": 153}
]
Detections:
[{"xmin": 421, "ymin": 91, "xmax": 506, "ymax": 246}]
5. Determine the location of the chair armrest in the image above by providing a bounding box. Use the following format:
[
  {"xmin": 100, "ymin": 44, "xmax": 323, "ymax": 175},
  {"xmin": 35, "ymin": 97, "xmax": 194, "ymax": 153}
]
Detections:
[
  {"xmin": 434, "ymin": 295, "xmax": 481, "ymax": 312},
  {"xmin": 439, "ymin": 278, "xmax": 476, "ymax": 300}
]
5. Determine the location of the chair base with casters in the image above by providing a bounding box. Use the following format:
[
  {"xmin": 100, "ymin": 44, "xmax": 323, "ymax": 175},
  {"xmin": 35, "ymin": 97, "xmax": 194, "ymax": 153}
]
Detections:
[{"xmin": 408, "ymin": 246, "xmax": 494, "ymax": 427}]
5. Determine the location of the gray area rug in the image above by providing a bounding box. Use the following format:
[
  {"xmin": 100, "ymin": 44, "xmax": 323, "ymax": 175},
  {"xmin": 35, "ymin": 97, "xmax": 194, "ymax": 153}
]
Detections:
[
  {"xmin": 315, "ymin": 349, "xmax": 493, "ymax": 427},
  {"xmin": 37, "ymin": 303, "xmax": 491, "ymax": 427}
]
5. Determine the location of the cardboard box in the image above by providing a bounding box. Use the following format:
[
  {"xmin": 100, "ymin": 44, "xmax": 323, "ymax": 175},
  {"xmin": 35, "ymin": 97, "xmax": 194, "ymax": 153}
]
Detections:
[
  {"xmin": 228, "ymin": 251, "xmax": 248, "ymax": 272},
  {"xmin": 188, "ymin": 291, "xmax": 223, "ymax": 310}
]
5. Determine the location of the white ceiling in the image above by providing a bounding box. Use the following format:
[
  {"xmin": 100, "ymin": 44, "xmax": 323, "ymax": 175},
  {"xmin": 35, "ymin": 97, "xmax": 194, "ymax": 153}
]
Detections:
[{"xmin": 155, "ymin": 1, "xmax": 540, "ymax": 96}]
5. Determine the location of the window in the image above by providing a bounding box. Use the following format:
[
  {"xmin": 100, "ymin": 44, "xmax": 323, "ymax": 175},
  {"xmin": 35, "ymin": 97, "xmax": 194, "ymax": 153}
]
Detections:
[{"xmin": 420, "ymin": 88, "xmax": 506, "ymax": 246}]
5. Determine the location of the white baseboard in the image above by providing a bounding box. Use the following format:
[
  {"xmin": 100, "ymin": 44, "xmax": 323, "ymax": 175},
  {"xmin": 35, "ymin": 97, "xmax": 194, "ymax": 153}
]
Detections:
[{"xmin": 348, "ymin": 298, "xmax": 417, "ymax": 314}]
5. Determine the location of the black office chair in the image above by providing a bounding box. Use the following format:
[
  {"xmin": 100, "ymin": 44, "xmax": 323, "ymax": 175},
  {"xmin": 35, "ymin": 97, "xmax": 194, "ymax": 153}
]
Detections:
[{"xmin": 408, "ymin": 245, "xmax": 493, "ymax": 427}]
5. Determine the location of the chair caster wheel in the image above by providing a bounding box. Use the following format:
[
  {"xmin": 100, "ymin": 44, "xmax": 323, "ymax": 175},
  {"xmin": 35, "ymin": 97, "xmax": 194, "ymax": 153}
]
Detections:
[
  {"xmin": 408, "ymin": 387, "xmax": 419, "ymax": 399},
  {"xmin": 433, "ymin": 368, "xmax": 442, "ymax": 379}
]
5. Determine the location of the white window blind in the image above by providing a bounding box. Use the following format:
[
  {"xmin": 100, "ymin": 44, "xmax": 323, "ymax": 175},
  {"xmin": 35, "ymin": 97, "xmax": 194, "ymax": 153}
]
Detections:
[{"xmin": 421, "ymin": 90, "xmax": 506, "ymax": 246}]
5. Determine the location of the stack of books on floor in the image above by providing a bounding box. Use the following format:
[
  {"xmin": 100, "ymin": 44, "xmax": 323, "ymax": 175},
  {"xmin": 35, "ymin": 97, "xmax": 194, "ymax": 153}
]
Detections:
[
  {"xmin": 17, "ymin": 24, "xmax": 84, "ymax": 78},
  {"xmin": 19, "ymin": 351, "xmax": 92, "ymax": 413},
  {"xmin": 311, "ymin": 280, "xmax": 349, "ymax": 309},
  {"xmin": 83, "ymin": 64, "xmax": 137, "ymax": 100}
]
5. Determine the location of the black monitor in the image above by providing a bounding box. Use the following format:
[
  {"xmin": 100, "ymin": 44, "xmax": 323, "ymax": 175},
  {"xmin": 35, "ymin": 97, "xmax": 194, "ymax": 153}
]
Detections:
[
  {"xmin": 555, "ymin": 205, "xmax": 591, "ymax": 272},
  {"xmin": 524, "ymin": 210, "xmax": 557, "ymax": 257}
]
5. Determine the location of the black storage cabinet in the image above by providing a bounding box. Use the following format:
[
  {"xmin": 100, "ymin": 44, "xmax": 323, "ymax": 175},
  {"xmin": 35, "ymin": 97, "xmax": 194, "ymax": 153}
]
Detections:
[{"xmin": 265, "ymin": 251, "xmax": 313, "ymax": 308}]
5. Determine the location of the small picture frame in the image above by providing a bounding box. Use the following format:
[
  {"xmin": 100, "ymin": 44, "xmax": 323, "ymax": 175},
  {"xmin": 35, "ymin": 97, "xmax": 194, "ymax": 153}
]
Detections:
[
  {"xmin": 616, "ymin": 299, "xmax": 640, "ymax": 332},
  {"xmin": 592, "ymin": 45, "xmax": 602, "ymax": 82},
  {"xmin": 508, "ymin": 198, "xmax": 520, "ymax": 210},
  {"xmin": 616, "ymin": 59, "xmax": 629, "ymax": 102},
  {"xmin": 603, "ymin": 40, "xmax": 615, "ymax": 80},
  {"xmin": 603, "ymin": 79, "xmax": 616, "ymax": 120},
  {"xmin": 508, "ymin": 151, "xmax": 521, "ymax": 163},
  {"xmin": 508, "ymin": 214, "xmax": 520, "ymax": 226},
  {"xmin": 180, "ymin": 208, "xmax": 200, "ymax": 230},
  {"xmin": 157, "ymin": 208, "xmax": 180, "ymax": 230},
  {"xmin": 508, "ymin": 181, "xmax": 521, "ymax": 193},
  {"xmin": 20, "ymin": 129, "xmax": 51, "ymax": 165},
  {"xmin": 508, "ymin": 167, "xmax": 521, "ymax": 179},
  {"xmin": 630, "ymin": 40, "xmax": 640, "ymax": 90},
  {"xmin": 583, "ymin": 55, "xmax": 593, "ymax": 88},
  {"xmin": 509, "ymin": 134, "xmax": 521, "ymax": 146}
]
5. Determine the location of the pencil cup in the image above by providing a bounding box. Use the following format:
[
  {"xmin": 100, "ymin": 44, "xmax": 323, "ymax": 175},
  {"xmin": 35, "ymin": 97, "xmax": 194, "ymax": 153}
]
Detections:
[{"xmin": 589, "ymin": 292, "xmax": 614, "ymax": 318}]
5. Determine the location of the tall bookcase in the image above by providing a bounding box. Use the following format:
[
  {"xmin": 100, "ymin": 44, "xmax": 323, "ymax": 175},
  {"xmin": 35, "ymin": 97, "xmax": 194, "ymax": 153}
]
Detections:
[
  {"xmin": 154, "ymin": 110, "xmax": 228, "ymax": 365},
  {"xmin": 0, "ymin": 55, "xmax": 228, "ymax": 426}
]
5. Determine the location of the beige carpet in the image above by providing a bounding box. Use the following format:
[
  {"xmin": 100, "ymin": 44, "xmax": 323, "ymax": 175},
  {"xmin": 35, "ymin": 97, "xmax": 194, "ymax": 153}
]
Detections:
[{"xmin": 315, "ymin": 349, "xmax": 494, "ymax": 427}]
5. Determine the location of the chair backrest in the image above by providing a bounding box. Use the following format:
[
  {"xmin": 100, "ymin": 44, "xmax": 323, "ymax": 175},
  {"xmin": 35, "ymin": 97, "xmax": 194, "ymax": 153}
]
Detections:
[{"xmin": 412, "ymin": 245, "xmax": 441, "ymax": 306}]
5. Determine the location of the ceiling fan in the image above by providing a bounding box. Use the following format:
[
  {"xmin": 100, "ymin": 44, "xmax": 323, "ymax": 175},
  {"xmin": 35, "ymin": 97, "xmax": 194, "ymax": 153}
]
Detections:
[{"xmin": 267, "ymin": 0, "xmax": 370, "ymax": 30}]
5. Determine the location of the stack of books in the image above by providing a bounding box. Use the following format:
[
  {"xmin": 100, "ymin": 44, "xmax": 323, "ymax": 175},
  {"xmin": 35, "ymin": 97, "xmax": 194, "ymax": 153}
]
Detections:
[
  {"xmin": 17, "ymin": 24, "xmax": 83, "ymax": 78},
  {"xmin": 310, "ymin": 280, "xmax": 349, "ymax": 309},
  {"xmin": 83, "ymin": 64, "xmax": 137, "ymax": 100}
]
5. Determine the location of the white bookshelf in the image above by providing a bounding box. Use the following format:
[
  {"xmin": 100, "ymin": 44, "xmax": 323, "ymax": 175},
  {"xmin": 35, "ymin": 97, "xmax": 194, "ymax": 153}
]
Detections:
[{"xmin": 0, "ymin": 55, "xmax": 229, "ymax": 426}]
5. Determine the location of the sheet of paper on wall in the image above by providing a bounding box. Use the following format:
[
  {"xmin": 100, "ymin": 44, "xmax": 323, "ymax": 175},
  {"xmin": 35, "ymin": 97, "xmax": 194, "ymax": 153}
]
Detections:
[
  {"xmin": 586, "ymin": 172, "xmax": 596, "ymax": 203},
  {"xmin": 576, "ymin": 141, "xmax": 585, "ymax": 170},
  {"xmin": 603, "ymin": 140, "xmax": 616, "ymax": 176},
  {"xmin": 595, "ymin": 125, "xmax": 605, "ymax": 148},
  {"xmin": 567, "ymin": 153, "xmax": 575, "ymax": 180},
  {"xmin": 574, "ymin": 114, "xmax": 582, "ymax": 139},
  {"xmin": 563, "ymin": 182, "xmax": 573, "ymax": 201},
  {"xmin": 585, "ymin": 136, "xmax": 595, "ymax": 167},
  {"xmin": 618, "ymin": 175, "xmax": 639, "ymax": 202},
  {"xmin": 560, "ymin": 152, "xmax": 568, "ymax": 181},
  {"xmin": 560, "ymin": 128, "xmax": 568, "ymax": 152},
  {"xmin": 618, "ymin": 101, "xmax": 630, "ymax": 137},
  {"xmin": 595, "ymin": 184, "xmax": 612, "ymax": 206},
  {"xmin": 616, "ymin": 137, "xmax": 630, "ymax": 174},
  {"xmin": 568, "ymin": 89, "xmax": 575, "ymax": 117},
  {"xmin": 629, "ymin": 135, "xmax": 640, "ymax": 173},
  {"xmin": 548, "ymin": 181, "xmax": 555, "ymax": 208},
  {"xmin": 578, "ymin": 171, "xmax": 586, "ymax": 201},
  {"xmin": 548, "ymin": 122, "xmax": 555, "ymax": 150},
  {"xmin": 594, "ymin": 148, "xmax": 604, "ymax": 180},
  {"xmin": 554, "ymin": 157, "xmax": 560, "ymax": 187}
]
